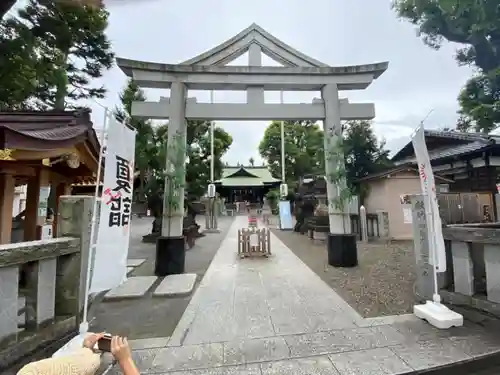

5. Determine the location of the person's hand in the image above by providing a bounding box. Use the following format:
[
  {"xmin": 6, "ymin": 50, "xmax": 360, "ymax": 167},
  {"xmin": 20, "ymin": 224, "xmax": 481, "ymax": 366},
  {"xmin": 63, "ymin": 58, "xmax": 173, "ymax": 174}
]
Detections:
[
  {"xmin": 83, "ymin": 332, "xmax": 105, "ymax": 350},
  {"xmin": 110, "ymin": 336, "xmax": 132, "ymax": 364}
]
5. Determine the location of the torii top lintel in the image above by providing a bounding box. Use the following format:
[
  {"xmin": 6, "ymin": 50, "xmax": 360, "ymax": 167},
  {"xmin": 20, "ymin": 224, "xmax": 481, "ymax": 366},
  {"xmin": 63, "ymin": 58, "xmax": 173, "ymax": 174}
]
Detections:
[
  {"xmin": 116, "ymin": 23, "xmax": 388, "ymax": 90},
  {"xmin": 180, "ymin": 23, "xmax": 329, "ymax": 67}
]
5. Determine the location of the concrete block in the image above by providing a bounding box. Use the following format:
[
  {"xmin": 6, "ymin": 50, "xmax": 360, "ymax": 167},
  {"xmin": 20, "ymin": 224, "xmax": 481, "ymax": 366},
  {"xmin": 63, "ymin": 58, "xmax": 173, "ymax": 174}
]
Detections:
[
  {"xmin": 154, "ymin": 274, "xmax": 197, "ymax": 297},
  {"xmin": 329, "ymin": 348, "xmax": 412, "ymax": 375},
  {"xmin": 261, "ymin": 356, "xmax": 338, "ymax": 375},
  {"xmin": 0, "ymin": 266, "xmax": 19, "ymax": 340},
  {"xmin": 127, "ymin": 259, "xmax": 146, "ymax": 267},
  {"xmin": 484, "ymin": 244, "xmax": 500, "ymax": 303},
  {"xmin": 104, "ymin": 276, "xmax": 156, "ymax": 300}
]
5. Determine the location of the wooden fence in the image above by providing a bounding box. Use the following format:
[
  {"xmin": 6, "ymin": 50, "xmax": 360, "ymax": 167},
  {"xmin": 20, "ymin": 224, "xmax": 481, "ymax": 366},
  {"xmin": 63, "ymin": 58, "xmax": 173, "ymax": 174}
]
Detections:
[{"xmin": 438, "ymin": 193, "xmax": 494, "ymax": 225}]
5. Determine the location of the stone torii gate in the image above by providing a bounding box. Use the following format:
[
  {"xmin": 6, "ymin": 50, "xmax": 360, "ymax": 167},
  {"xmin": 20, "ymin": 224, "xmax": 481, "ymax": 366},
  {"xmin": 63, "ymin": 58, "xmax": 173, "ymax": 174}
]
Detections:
[{"xmin": 117, "ymin": 23, "xmax": 388, "ymax": 275}]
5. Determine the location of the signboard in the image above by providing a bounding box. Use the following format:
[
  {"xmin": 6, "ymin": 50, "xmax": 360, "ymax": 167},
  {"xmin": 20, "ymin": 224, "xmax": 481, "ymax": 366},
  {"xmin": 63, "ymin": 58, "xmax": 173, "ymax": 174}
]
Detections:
[
  {"xmin": 90, "ymin": 118, "xmax": 136, "ymax": 294},
  {"xmin": 412, "ymin": 126, "xmax": 446, "ymax": 272},
  {"xmin": 403, "ymin": 208, "xmax": 413, "ymax": 224},
  {"xmin": 41, "ymin": 224, "xmax": 53, "ymax": 240},
  {"xmin": 400, "ymin": 194, "xmax": 412, "ymax": 224},
  {"xmin": 38, "ymin": 187, "xmax": 50, "ymax": 217},
  {"xmin": 279, "ymin": 201, "xmax": 293, "ymax": 230}
]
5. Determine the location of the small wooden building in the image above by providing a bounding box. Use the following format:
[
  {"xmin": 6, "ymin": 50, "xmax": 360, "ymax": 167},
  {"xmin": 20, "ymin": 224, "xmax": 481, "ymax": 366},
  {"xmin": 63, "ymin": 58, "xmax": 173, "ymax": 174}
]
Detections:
[
  {"xmin": 360, "ymin": 165, "xmax": 453, "ymax": 240},
  {"xmin": 358, "ymin": 130, "xmax": 500, "ymax": 238},
  {"xmin": 215, "ymin": 166, "xmax": 281, "ymax": 203},
  {"xmin": 0, "ymin": 110, "xmax": 101, "ymax": 244},
  {"xmin": 392, "ymin": 130, "xmax": 500, "ymax": 193}
]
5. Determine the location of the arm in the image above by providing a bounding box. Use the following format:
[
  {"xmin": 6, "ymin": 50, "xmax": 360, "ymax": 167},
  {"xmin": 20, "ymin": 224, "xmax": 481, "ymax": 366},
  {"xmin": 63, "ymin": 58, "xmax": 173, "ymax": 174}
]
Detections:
[
  {"xmin": 111, "ymin": 336, "xmax": 140, "ymax": 375},
  {"xmin": 118, "ymin": 357, "xmax": 141, "ymax": 375}
]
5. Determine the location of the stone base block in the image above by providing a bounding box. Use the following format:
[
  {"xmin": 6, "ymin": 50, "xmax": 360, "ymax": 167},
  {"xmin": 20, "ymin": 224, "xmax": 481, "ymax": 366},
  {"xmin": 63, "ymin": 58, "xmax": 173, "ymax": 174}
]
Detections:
[
  {"xmin": 153, "ymin": 274, "xmax": 197, "ymax": 297},
  {"xmin": 155, "ymin": 236, "xmax": 185, "ymax": 277},
  {"xmin": 327, "ymin": 233, "xmax": 358, "ymax": 268},
  {"xmin": 203, "ymin": 228, "xmax": 221, "ymax": 234},
  {"xmin": 142, "ymin": 233, "xmax": 159, "ymax": 244},
  {"xmin": 104, "ymin": 277, "xmax": 157, "ymax": 300}
]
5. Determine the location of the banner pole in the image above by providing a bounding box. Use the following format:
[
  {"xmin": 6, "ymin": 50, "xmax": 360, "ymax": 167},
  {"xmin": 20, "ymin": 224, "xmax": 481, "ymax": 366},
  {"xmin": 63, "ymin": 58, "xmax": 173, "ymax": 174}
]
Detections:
[{"xmin": 79, "ymin": 108, "xmax": 109, "ymax": 334}]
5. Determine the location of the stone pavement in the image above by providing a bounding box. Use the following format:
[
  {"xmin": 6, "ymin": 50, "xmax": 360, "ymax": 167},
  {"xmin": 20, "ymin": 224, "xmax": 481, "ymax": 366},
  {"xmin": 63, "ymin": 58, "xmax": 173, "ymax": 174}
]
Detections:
[
  {"xmin": 109, "ymin": 216, "xmax": 500, "ymax": 374},
  {"xmin": 88, "ymin": 216, "xmax": 234, "ymax": 338}
]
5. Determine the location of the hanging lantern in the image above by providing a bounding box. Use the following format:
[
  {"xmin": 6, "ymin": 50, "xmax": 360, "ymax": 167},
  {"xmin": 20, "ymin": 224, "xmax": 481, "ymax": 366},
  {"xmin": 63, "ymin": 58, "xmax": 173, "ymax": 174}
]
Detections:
[
  {"xmin": 207, "ymin": 183, "xmax": 216, "ymax": 198},
  {"xmin": 66, "ymin": 153, "xmax": 80, "ymax": 169}
]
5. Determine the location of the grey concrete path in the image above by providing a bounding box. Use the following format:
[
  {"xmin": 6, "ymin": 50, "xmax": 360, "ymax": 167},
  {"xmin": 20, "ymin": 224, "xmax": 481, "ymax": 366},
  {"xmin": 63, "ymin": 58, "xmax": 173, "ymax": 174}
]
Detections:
[
  {"xmin": 110, "ymin": 217, "xmax": 500, "ymax": 374},
  {"xmin": 88, "ymin": 216, "xmax": 234, "ymax": 338}
]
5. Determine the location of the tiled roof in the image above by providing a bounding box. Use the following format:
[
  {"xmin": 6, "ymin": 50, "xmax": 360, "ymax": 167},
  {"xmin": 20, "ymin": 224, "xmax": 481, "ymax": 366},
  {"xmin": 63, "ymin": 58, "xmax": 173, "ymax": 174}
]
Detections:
[
  {"xmin": 357, "ymin": 164, "xmax": 454, "ymax": 183},
  {"xmin": 0, "ymin": 110, "xmax": 100, "ymax": 158},
  {"xmin": 220, "ymin": 166, "xmax": 280, "ymax": 182},
  {"xmin": 392, "ymin": 130, "xmax": 498, "ymax": 164},
  {"xmin": 394, "ymin": 141, "xmax": 492, "ymax": 165},
  {"xmin": 216, "ymin": 177, "xmax": 265, "ymax": 187}
]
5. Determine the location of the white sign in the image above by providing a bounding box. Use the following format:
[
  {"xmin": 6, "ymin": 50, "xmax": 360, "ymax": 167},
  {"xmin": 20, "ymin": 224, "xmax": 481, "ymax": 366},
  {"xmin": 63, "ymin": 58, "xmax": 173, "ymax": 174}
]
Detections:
[
  {"xmin": 38, "ymin": 187, "xmax": 50, "ymax": 217},
  {"xmin": 90, "ymin": 118, "xmax": 136, "ymax": 294},
  {"xmin": 403, "ymin": 207, "xmax": 412, "ymax": 224},
  {"xmin": 411, "ymin": 126, "xmax": 446, "ymax": 272},
  {"xmin": 41, "ymin": 224, "xmax": 53, "ymax": 240}
]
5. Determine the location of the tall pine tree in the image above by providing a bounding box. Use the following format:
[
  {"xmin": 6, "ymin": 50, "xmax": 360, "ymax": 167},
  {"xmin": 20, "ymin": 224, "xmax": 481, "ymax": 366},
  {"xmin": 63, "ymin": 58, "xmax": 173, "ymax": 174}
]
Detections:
[{"xmin": 1, "ymin": 0, "xmax": 114, "ymax": 110}]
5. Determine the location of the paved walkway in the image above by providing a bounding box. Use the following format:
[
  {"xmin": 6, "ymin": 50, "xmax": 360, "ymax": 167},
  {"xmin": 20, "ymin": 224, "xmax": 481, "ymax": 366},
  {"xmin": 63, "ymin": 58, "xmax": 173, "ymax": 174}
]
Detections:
[
  {"xmin": 110, "ymin": 217, "xmax": 500, "ymax": 374},
  {"xmin": 89, "ymin": 216, "xmax": 234, "ymax": 338}
]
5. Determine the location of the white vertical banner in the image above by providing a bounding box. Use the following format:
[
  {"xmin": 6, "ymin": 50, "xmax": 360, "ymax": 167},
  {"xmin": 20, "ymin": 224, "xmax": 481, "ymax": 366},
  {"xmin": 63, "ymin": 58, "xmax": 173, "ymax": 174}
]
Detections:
[
  {"xmin": 90, "ymin": 116, "xmax": 136, "ymax": 293},
  {"xmin": 411, "ymin": 126, "xmax": 446, "ymax": 272}
]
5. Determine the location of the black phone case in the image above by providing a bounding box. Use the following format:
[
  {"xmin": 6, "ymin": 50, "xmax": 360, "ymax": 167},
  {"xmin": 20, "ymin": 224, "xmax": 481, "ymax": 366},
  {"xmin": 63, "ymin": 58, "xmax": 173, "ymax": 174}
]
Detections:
[{"xmin": 97, "ymin": 336, "xmax": 112, "ymax": 352}]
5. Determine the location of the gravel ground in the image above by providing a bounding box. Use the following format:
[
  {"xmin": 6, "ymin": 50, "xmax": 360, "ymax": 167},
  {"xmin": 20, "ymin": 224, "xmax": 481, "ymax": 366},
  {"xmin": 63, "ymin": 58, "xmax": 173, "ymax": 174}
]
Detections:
[{"xmin": 270, "ymin": 225, "xmax": 417, "ymax": 318}]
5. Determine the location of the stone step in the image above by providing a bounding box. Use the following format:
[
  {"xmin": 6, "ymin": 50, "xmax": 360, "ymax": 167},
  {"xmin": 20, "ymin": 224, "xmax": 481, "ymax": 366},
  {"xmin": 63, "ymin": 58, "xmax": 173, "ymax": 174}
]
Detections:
[
  {"xmin": 153, "ymin": 274, "xmax": 197, "ymax": 297},
  {"xmin": 104, "ymin": 273, "xmax": 198, "ymax": 301},
  {"xmin": 104, "ymin": 276, "xmax": 157, "ymax": 300},
  {"xmin": 127, "ymin": 259, "xmax": 146, "ymax": 267}
]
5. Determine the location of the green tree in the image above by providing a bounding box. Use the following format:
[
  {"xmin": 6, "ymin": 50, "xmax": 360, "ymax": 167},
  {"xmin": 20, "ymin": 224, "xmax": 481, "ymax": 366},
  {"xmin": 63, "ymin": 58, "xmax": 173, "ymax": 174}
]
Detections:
[
  {"xmin": 343, "ymin": 120, "xmax": 392, "ymax": 202},
  {"xmin": 249, "ymin": 157, "xmax": 255, "ymax": 166},
  {"xmin": 393, "ymin": 0, "xmax": 500, "ymax": 132},
  {"xmin": 259, "ymin": 121, "xmax": 324, "ymax": 186},
  {"xmin": 147, "ymin": 121, "xmax": 233, "ymax": 200},
  {"xmin": 1, "ymin": 0, "xmax": 114, "ymax": 110},
  {"xmin": 114, "ymin": 79, "xmax": 155, "ymax": 203},
  {"xmin": 0, "ymin": 17, "xmax": 43, "ymax": 109}
]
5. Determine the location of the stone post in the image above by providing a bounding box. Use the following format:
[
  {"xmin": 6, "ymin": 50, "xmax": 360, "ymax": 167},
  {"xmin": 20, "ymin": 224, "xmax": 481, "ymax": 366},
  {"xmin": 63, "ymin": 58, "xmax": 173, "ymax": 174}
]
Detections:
[
  {"xmin": 0, "ymin": 173, "xmax": 15, "ymax": 244},
  {"xmin": 204, "ymin": 198, "xmax": 220, "ymax": 233},
  {"xmin": 55, "ymin": 195, "xmax": 97, "ymax": 322},
  {"xmin": 359, "ymin": 205, "xmax": 368, "ymax": 243},
  {"xmin": 322, "ymin": 84, "xmax": 357, "ymax": 267},
  {"xmin": 156, "ymin": 81, "xmax": 188, "ymax": 276},
  {"xmin": 376, "ymin": 210, "xmax": 390, "ymax": 239},
  {"xmin": 410, "ymin": 194, "xmax": 446, "ymax": 301}
]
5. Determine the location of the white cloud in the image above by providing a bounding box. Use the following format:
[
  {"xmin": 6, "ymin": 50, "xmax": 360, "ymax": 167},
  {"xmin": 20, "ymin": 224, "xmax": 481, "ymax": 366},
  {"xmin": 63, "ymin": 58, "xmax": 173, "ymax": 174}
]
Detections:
[{"xmin": 85, "ymin": 0, "xmax": 474, "ymax": 164}]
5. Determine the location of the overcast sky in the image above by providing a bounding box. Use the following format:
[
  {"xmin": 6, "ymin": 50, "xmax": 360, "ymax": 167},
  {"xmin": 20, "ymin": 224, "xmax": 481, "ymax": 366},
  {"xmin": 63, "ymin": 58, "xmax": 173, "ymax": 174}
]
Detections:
[{"xmin": 84, "ymin": 0, "xmax": 474, "ymax": 164}]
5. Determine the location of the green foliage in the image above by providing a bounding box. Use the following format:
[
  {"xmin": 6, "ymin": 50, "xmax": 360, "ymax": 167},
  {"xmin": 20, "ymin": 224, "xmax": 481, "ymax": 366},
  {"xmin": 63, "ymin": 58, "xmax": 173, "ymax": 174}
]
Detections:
[
  {"xmin": 0, "ymin": 0, "xmax": 114, "ymax": 109},
  {"xmin": 324, "ymin": 135, "xmax": 351, "ymax": 212},
  {"xmin": 164, "ymin": 129, "xmax": 187, "ymax": 215},
  {"xmin": 145, "ymin": 121, "xmax": 233, "ymax": 202},
  {"xmin": 393, "ymin": 0, "xmax": 500, "ymax": 132},
  {"xmin": 258, "ymin": 120, "xmax": 324, "ymax": 185},
  {"xmin": 265, "ymin": 189, "xmax": 280, "ymax": 210},
  {"xmin": 259, "ymin": 119, "xmax": 390, "ymax": 203},
  {"xmin": 343, "ymin": 120, "xmax": 392, "ymax": 202},
  {"xmin": 0, "ymin": 18, "xmax": 41, "ymax": 109},
  {"xmin": 457, "ymin": 69, "xmax": 500, "ymax": 133}
]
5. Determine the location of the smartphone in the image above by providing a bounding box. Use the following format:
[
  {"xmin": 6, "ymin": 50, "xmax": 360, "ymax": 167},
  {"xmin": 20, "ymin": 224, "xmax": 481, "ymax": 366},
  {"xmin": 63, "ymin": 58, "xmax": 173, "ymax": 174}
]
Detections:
[{"xmin": 96, "ymin": 333, "xmax": 112, "ymax": 352}]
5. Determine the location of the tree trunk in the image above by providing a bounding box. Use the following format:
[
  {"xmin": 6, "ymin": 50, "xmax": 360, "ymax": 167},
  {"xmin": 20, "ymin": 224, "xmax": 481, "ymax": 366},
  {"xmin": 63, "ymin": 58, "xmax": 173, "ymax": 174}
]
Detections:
[{"xmin": 47, "ymin": 51, "xmax": 69, "ymax": 211}]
